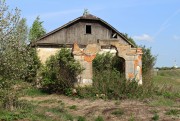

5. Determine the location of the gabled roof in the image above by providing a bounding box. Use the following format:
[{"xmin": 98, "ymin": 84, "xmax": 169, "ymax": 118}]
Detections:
[{"xmin": 37, "ymin": 14, "xmax": 135, "ymax": 47}]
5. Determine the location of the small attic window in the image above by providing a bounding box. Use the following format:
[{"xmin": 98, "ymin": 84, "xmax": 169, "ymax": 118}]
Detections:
[
  {"xmin": 111, "ymin": 33, "xmax": 117, "ymax": 38},
  {"xmin": 86, "ymin": 25, "xmax": 91, "ymax": 34}
]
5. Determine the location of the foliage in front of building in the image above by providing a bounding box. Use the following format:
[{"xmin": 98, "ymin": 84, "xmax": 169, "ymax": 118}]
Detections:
[
  {"xmin": 76, "ymin": 53, "xmax": 155, "ymax": 99},
  {"xmin": 40, "ymin": 48, "xmax": 83, "ymax": 93},
  {"xmin": 0, "ymin": 0, "xmax": 41, "ymax": 111}
]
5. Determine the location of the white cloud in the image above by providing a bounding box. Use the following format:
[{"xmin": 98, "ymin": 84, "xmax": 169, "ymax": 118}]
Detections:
[
  {"xmin": 133, "ymin": 34, "xmax": 153, "ymax": 41},
  {"xmin": 173, "ymin": 35, "xmax": 180, "ymax": 41}
]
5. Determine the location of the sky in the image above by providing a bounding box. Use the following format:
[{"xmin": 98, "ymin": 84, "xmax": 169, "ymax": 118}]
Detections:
[{"xmin": 6, "ymin": 0, "xmax": 180, "ymax": 67}]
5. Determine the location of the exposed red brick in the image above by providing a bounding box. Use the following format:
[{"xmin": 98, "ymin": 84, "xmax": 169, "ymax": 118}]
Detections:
[
  {"xmin": 128, "ymin": 73, "xmax": 134, "ymax": 78},
  {"xmin": 84, "ymin": 55, "xmax": 96, "ymax": 62}
]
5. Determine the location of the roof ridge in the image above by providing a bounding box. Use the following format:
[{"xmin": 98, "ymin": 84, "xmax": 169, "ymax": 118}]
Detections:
[{"xmin": 36, "ymin": 14, "xmax": 135, "ymax": 47}]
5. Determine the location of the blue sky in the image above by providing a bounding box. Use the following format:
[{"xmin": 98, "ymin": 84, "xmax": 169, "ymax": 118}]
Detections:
[{"xmin": 6, "ymin": 0, "xmax": 180, "ymax": 67}]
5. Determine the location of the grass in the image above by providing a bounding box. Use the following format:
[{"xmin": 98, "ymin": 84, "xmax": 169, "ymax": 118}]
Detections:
[
  {"xmin": 0, "ymin": 81, "xmax": 79, "ymax": 121},
  {"xmin": 68, "ymin": 105, "xmax": 77, "ymax": 110},
  {"xmin": 0, "ymin": 69, "xmax": 179, "ymax": 120},
  {"xmin": 111, "ymin": 109, "xmax": 124, "ymax": 117},
  {"xmin": 153, "ymin": 69, "xmax": 180, "ymax": 93},
  {"xmin": 158, "ymin": 69, "xmax": 180, "ymax": 77},
  {"xmin": 128, "ymin": 114, "xmax": 135, "ymax": 121},
  {"xmin": 165, "ymin": 109, "xmax": 180, "ymax": 116},
  {"xmin": 150, "ymin": 69, "xmax": 180, "ymax": 107},
  {"xmin": 149, "ymin": 96, "xmax": 176, "ymax": 107},
  {"xmin": 0, "ymin": 98, "xmax": 75, "ymax": 121},
  {"xmin": 77, "ymin": 116, "xmax": 86, "ymax": 121},
  {"xmin": 95, "ymin": 116, "xmax": 104, "ymax": 121},
  {"xmin": 151, "ymin": 113, "xmax": 159, "ymax": 121},
  {"xmin": 0, "ymin": 100, "xmax": 44, "ymax": 121},
  {"xmin": 38, "ymin": 99, "xmax": 57, "ymax": 104},
  {"xmin": 22, "ymin": 87, "xmax": 47, "ymax": 97},
  {"xmin": 114, "ymin": 100, "xmax": 121, "ymax": 105}
]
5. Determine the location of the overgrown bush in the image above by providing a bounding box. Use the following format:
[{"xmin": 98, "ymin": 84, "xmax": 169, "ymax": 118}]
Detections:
[
  {"xmin": 25, "ymin": 48, "xmax": 41, "ymax": 82},
  {"xmin": 141, "ymin": 46, "xmax": 157, "ymax": 76},
  {"xmin": 41, "ymin": 48, "xmax": 83, "ymax": 93},
  {"xmin": 0, "ymin": 79, "xmax": 21, "ymax": 111},
  {"xmin": 93, "ymin": 52, "xmax": 125, "ymax": 75},
  {"xmin": 92, "ymin": 53, "xmax": 145, "ymax": 99},
  {"xmin": 76, "ymin": 53, "xmax": 152, "ymax": 99}
]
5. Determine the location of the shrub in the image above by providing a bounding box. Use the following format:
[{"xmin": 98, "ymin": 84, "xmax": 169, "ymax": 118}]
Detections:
[
  {"xmin": 0, "ymin": 79, "xmax": 18, "ymax": 111},
  {"xmin": 25, "ymin": 48, "xmax": 41, "ymax": 82},
  {"xmin": 77, "ymin": 53, "xmax": 151, "ymax": 99},
  {"xmin": 141, "ymin": 46, "xmax": 157, "ymax": 75},
  {"xmin": 41, "ymin": 48, "xmax": 83, "ymax": 93}
]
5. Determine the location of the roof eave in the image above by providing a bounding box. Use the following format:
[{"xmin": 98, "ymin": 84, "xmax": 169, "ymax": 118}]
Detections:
[{"xmin": 36, "ymin": 14, "xmax": 135, "ymax": 47}]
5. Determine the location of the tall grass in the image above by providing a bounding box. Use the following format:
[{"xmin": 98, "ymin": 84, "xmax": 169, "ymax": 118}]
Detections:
[{"xmin": 153, "ymin": 69, "xmax": 180, "ymax": 98}]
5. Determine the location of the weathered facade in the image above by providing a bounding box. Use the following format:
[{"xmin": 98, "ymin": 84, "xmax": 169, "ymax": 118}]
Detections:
[{"xmin": 36, "ymin": 13, "xmax": 143, "ymax": 86}]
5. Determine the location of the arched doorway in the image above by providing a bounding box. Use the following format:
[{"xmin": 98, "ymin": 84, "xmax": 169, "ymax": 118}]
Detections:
[{"xmin": 112, "ymin": 56, "xmax": 125, "ymax": 76}]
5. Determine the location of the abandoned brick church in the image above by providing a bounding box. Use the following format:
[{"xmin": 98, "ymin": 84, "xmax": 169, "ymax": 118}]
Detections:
[{"xmin": 35, "ymin": 12, "xmax": 143, "ymax": 86}]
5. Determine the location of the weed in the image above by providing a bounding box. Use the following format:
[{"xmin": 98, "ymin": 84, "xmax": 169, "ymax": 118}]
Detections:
[
  {"xmin": 0, "ymin": 111, "xmax": 25, "ymax": 120},
  {"xmin": 68, "ymin": 105, "xmax": 77, "ymax": 110},
  {"xmin": 111, "ymin": 109, "xmax": 124, "ymax": 117},
  {"xmin": 63, "ymin": 113, "xmax": 74, "ymax": 121},
  {"xmin": 128, "ymin": 114, "xmax": 135, "ymax": 121},
  {"xmin": 165, "ymin": 109, "xmax": 180, "ymax": 116},
  {"xmin": 77, "ymin": 116, "xmax": 86, "ymax": 121},
  {"xmin": 47, "ymin": 106, "xmax": 75, "ymax": 121},
  {"xmin": 23, "ymin": 87, "xmax": 47, "ymax": 96},
  {"xmin": 152, "ymin": 113, "xmax": 159, "ymax": 121},
  {"xmin": 149, "ymin": 96, "xmax": 175, "ymax": 107},
  {"xmin": 114, "ymin": 100, "xmax": 121, "ymax": 105},
  {"xmin": 65, "ymin": 88, "xmax": 73, "ymax": 96},
  {"xmin": 150, "ymin": 110, "xmax": 159, "ymax": 114},
  {"xmin": 0, "ymin": 100, "xmax": 36, "ymax": 120},
  {"xmin": 95, "ymin": 116, "xmax": 104, "ymax": 121}
]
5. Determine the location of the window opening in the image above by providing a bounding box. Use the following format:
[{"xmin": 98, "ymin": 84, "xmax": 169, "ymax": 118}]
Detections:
[{"xmin": 86, "ymin": 25, "xmax": 91, "ymax": 34}]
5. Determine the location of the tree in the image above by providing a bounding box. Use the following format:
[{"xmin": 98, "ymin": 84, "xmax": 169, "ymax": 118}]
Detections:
[
  {"xmin": 27, "ymin": 16, "xmax": 46, "ymax": 82},
  {"xmin": 0, "ymin": 0, "xmax": 29, "ymax": 80},
  {"xmin": 0, "ymin": 0, "xmax": 36, "ymax": 110},
  {"xmin": 122, "ymin": 33, "xmax": 137, "ymax": 47},
  {"xmin": 0, "ymin": 0, "xmax": 20, "ymax": 45},
  {"xmin": 141, "ymin": 46, "xmax": 157, "ymax": 75},
  {"xmin": 29, "ymin": 16, "xmax": 46, "ymax": 43},
  {"xmin": 122, "ymin": 33, "xmax": 157, "ymax": 75},
  {"xmin": 16, "ymin": 18, "xmax": 28, "ymax": 44}
]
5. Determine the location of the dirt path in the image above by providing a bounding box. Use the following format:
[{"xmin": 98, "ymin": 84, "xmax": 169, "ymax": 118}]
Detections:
[{"xmin": 20, "ymin": 95, "xmax": 180, "ymax": 121}]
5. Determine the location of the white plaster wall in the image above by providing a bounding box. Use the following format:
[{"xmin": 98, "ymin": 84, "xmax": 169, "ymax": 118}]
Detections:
[
  {"xmin": 37, "ymin": 48, "xmax": 61, "ymax": 63},
  {"xmin": 98, "ymin": 48, "xmax": 117, "ymax": 55}
]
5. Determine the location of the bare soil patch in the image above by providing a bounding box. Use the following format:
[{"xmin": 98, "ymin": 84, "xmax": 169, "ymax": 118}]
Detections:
[{"xmin": 20, "ymin": 95, "xmax": 180, "ymax": 121}]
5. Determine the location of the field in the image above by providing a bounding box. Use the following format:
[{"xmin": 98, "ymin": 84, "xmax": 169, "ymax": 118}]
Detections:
[{"xmin": 0, "ymin": 69, "xmax": 179, "ymax": 121}]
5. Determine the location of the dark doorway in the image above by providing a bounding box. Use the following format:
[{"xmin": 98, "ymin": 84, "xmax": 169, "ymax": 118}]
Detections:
[{"xmin": 112, "ymin": 56, "xmax": 125, "ymax": 74}]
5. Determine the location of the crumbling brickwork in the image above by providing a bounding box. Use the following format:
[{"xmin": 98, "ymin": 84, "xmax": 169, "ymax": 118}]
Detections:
[{"xmin": 71, "ymin": 40, "xmax": 143, "ymax": 86}]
